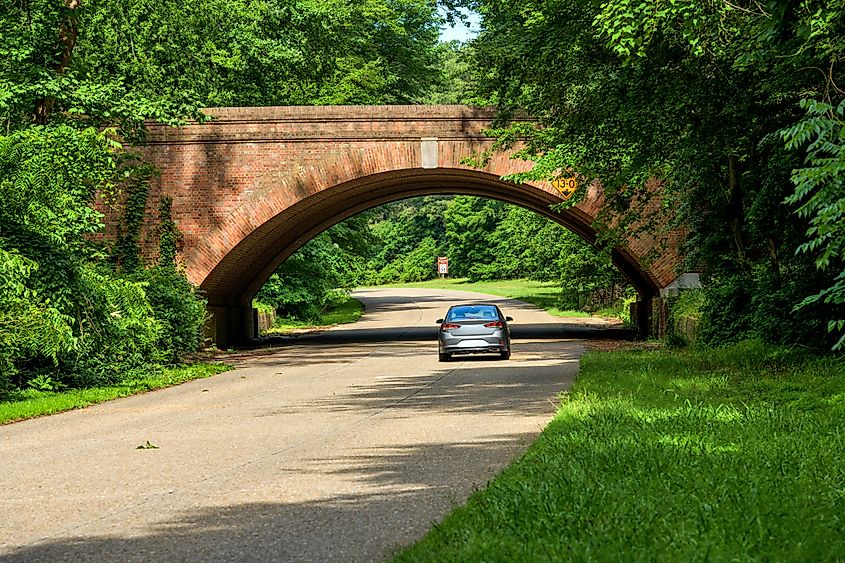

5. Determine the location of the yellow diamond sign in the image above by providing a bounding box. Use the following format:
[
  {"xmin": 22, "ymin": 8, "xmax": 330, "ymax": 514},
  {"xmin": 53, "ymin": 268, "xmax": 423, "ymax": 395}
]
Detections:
[{"xmin": 552, "ymin": 176, "xmax": 578, "ymax": 200}]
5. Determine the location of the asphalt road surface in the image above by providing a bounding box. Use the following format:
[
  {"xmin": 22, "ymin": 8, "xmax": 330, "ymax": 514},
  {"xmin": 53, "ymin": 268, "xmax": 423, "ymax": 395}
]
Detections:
[{"xmin": 0, "ymin": 288, "xmax": 621, "ymax": 562}]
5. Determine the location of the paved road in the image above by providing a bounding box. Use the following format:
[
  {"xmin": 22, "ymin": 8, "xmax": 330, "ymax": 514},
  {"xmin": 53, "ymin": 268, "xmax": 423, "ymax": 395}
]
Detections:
[{"xmin": 0, "ymin": 288, "xmax": 614, "ymax": 562}]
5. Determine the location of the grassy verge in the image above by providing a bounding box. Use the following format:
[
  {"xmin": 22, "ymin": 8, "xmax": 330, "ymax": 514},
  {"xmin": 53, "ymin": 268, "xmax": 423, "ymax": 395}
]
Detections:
[
  {"xmin": 375, "ymin": 278, "xmax": 592, "ymax": 318},
  {"xmin": 395, "ymin": 341, "xmax": 845, "ymax": 561},
  {"xmin": 0, "ymin": 363, "xmax": 230, "ymax": 425},
  {"xmin": 263, "ymin": 295, "xmax": 365, "ymax": 335}
]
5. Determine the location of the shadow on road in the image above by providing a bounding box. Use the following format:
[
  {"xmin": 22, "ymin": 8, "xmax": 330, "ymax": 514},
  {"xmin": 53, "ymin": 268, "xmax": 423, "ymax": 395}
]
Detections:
[
  {"xmin": 254, "ymin": 346, "xmax": 579, "ymax": 417},
  {"xmin": 257, "ymin": 323, "xmax": 633, "ymax": 348},
  {"xmin": 2, "ymin": 436, "xmax": 536, "ymax": 562}
]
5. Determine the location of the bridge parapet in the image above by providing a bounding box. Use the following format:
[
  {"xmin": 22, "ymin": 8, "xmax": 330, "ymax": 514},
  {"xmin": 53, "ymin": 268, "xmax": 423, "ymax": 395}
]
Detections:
[{"xmin": 146, "ymin": 105, "xmax": 502, "ymax": 144}]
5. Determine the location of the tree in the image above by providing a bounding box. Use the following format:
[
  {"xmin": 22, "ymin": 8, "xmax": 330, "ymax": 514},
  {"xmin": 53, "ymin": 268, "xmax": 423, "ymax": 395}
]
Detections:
[
  {"xmin": 0, "ymin": 0, "xmax": 448, "ymax": 386},
  {"xmin": 443, "ymin": 196, "xmax": 502, "ymax": 277},
  {"xmin": 466, "ymin": 0, "xmax": 844, "ymax": 347}
]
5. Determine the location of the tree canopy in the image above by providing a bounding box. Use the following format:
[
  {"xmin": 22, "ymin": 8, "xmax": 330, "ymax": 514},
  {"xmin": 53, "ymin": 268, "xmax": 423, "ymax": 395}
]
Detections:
[
  {"xmin": 0, "ymin": 0, "xmax": 453, "ymax": 391},
  {"xmin": 463, "ymin": 0, "xmax": 844, "ymax": 348},
  {"xmin": 257, "ymin": 196, "xmax": 628, "ymax": 321}
]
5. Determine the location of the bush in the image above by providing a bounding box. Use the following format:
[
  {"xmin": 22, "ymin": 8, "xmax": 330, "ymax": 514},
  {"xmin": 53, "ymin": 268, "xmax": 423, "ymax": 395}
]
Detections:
[
  {"xmin": 698, "ymin": 275, "xmax": 755, "ymax": 346},
  {"xmin": 698, "ymin": 264, "xmax": 841, "ymax": 350},
  {"xmin": 257, "ymin": 231, "xmax": 364, "ymax": 321},
  {"xmin": 65, "ymin": 265, "xmax": 163, "ymax": 387},
  {"xmin": 130, "ymin": 266, "xmax": 207, "ymax": 363},
  {"xmin": 375, "ymin": 236, "xmax": 438, "ymax": 283},
  {"xmin": 0, "ymin": 247, "xmax": 75, "ymax": 392}
]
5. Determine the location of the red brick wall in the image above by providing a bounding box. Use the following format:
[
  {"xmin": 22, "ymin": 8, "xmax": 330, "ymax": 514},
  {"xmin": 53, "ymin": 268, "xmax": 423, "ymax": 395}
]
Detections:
[{"xmin": 124, "ymin": 105, "xmax": 682, "ymax": 307}]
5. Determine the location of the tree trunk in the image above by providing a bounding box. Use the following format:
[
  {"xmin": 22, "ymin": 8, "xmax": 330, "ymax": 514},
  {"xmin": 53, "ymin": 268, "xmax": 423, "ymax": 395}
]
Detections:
[
  {"xmin": 727, "ymin": 155, "xmax": 746, "ymax": 264},
  {"xmin": 33, "ymin": 0, "xmax": 81, "ymax": 124}
]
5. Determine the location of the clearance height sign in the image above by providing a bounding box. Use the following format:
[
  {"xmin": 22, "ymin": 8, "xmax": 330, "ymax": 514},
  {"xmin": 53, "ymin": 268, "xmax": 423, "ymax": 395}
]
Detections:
[{"xmin": 552, "ymin": 176, "xmax": 578, "ymax": 200}]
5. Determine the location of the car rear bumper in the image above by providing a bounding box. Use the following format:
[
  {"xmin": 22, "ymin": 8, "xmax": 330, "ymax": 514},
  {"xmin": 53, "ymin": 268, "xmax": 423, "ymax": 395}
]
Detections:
[
  {"xmin": 444, "ymin": 346, "xmax": 506, "ymax": 355},
  {"xmin": 440, "ymin": 336, "xmax": 509, "ymax": 354}
]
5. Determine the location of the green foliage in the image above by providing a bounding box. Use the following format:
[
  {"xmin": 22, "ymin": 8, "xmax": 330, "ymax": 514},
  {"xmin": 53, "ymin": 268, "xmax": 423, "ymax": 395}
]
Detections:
[
  {"xmin": 367, "ymin": 196, "xmax": 448, "ymax": 281},
  {"xmin": 111, "ymin": 172, "xmax": 152, "ymax": 272},
  {"xmin": 467, "ymin": 0, "xmax": 845, "ymax": 348},
  {"xmin": 0, "ymin": 126, "xmax": 111, "ymax": 308},
  {"xmin": 664, "ymin": 289, "xmax": 705, "ymax": 347},
  {"xmin": 0, "ymin": 247, "xmax": 75, "ymax": 390},
  {"xmin": 425, "ymin": 41, "xmax": 485, "ymax": 105},
  {"xmin": 266, "ymin": 195, "xmax": 631, "ymax": 321},
  {"xmin": 0, "ymin": 0, "xmax": 444, "ymax": 132},
  {"xmin": 1, "ymin": 0, "xmax": 452, "ymax": 393},
  {"xmin": 782, "ymin": 99, "xmax": 845, "ymax": 348},
  {"xmin": 442, "ymin": 196, "xmax": 501, "ymax": 278},
  {"xmin": 67, "ymin": 265, "xmax": 163, "ymax": 387},
  {"xmin": 264, "ymin": 295, "xmax": 364, "ymax": 335},
  {"xmin": 156, "ymin": 196, "xmax": 181, "ymax": 268},
  {"xmin": 382, "ymin": 277, "xmax": 603, "ymax": 319},
  {"xmin": 1, "ymin": 0, "xmax": 206, "ymax": 136},
  {"xmin": 396, "ymin": 341, "xmax": 845, "ymax": 560},
  {"xmin": 129, "ymin": 267, "xmax": 207, "ymax": 363},
  {"xmin": 0, "ymin": 123, "xmax": 209, "ymax": 389},
  {"xmin": 257, "ymin": 226, "xmax": 366, "ymax": 322},
  {"xmin": 315, "ymin": 0, "xmax": 443, "ymax": 104},
  {"xmin": 450, "ymin": 203, "xmax": 626, "ymax": 308},
  {"xmin": 376, "ymin": 236, "xmax": 441, "ymax": 284}
]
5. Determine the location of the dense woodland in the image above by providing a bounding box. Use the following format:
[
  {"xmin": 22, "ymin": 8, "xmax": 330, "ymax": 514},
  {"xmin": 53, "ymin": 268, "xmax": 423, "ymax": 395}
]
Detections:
[
  {"xmin": 1, "ymin": 0, "xmax": 843, "ymax": 394},
  {"xmin": 466, "ymin": 0, "xmax": 845, "ymax": 349},
  {"xmin": 256, "ymin": 196, "xmax": 628, "ymax": 321}
]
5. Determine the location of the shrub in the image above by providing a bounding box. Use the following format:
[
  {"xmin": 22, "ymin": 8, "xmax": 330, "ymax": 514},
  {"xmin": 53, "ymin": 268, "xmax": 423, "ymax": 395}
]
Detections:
[
  {"xmin": 698, "ymin": 274, "xmax": 755, "ymax": 346},
  {"xmin": 0, "ymin": 247, "xmax": 75, "ymax": 392},
  {"xmin": 375, "ymin": 236, "xmax": 439, "ymax": 283},
  {"xmin": 130, "ymin": 266, "xmax": 207, "ymax": 363},
  {"xmin": 64, "ymin": 265, "xmax": 163, "ymax": 387}
]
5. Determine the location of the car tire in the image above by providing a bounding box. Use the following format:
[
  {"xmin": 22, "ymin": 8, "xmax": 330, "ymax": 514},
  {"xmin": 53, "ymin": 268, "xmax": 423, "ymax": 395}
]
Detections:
[
  {"xmin": 439, "ymin": 351, "xmax": 451, "ymax": 362},
  {"xmin": 499, "ymin": 349, "xmax": 511, "ymax": 360}
]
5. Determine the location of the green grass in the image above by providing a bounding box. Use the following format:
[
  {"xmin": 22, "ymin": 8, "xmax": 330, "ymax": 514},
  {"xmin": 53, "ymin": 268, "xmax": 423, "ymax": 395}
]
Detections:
[
  {"xmin": 376, "ymin": 278, "xmax": 592, "ymax": 318},
  {"xmin": 0, "ymin": 363, "xmax": 230, "ymax": 425},
  {"xmin": 395, "ymin": 341, "xmax": 845, "ymax": 561},
  {"xmin": 263, "ymin": 295, "xmax": 365, "ymax": 335}
]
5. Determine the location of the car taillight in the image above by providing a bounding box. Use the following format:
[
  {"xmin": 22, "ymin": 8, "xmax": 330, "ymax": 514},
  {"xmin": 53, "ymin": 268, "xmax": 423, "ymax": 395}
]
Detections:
[
  {"xmin": 440, "ymin": 323, "xmax": 461, "ymax": 330},
  {"xmin": 484, "ymin": 321, "xmax": 504, "ymax": 328}
]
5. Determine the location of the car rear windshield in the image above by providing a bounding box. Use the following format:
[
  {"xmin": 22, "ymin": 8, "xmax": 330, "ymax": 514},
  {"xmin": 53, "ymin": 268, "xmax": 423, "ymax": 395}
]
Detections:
[{"xmin": 446, "ymin": 305, "xmax": 500, "ymax": 322}]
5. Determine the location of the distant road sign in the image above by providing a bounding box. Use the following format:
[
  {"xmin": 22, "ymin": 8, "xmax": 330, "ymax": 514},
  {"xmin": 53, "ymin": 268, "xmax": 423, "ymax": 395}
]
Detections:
[
  {"xmin": 552, "ymin": 176, "xmax": 578, "ymax": 200},
  {"xmin": 437, "ymin": 256, "xmax": 449, "ymax": 275}
]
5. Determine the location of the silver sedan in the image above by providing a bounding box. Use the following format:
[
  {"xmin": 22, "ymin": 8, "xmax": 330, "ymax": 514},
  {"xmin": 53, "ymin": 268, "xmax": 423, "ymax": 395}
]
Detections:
[{"xmin": 436, "ymin": 303, "xmax": 512, "ymax": 361}]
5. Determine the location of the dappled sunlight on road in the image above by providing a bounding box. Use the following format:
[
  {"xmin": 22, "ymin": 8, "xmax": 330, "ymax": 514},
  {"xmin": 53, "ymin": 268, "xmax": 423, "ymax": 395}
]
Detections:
[{"xmin": 0, "ymin": 287, "xmax": 588, "ymax": 562}]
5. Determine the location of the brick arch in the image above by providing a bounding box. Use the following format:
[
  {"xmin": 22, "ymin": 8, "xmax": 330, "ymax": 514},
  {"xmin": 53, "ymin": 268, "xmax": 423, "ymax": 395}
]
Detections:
[
  {"xmin": 136, "ymin": 105, "xmax": 682, "ymax": 344},
  {"xmin": 199, "ymin": 167, "xmax": 660, "ymax": 309}
]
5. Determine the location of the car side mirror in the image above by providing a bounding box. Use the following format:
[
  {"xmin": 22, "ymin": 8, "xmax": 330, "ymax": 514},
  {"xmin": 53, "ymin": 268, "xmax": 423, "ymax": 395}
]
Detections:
[
  {"xmin": 505, "ymin": 316, "xmax": 513, "ymax": 321},
  {"xmin": 436, "ymin": 319, "xmax": 444, "ymax": 324}
]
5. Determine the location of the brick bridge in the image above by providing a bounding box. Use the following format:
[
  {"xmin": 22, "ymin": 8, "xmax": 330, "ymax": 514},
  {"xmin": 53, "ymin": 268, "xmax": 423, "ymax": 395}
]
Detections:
[{"xmin": 135, "ymin": 105, "xmax": 684, "ymax": 345}]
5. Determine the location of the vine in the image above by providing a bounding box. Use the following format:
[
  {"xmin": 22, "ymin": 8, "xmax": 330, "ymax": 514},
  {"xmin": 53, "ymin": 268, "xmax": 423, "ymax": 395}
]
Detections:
[
  {"xmin": 111, "ymin": 164, "xmax": 154, "ymax": 272},
  {"xmin": 157, "ymin": 196, "xmax": 182, "ymax": 268}
]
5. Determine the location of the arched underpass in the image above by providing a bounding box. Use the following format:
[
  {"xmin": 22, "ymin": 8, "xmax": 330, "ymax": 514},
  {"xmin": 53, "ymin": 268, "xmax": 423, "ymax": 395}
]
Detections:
[{"xmin": 127, "ymin": 105, "xmax": 685, "ymax": 345}]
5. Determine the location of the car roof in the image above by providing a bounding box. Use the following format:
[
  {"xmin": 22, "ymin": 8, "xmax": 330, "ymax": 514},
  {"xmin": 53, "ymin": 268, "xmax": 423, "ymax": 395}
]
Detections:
[{"xmin": 448, "ymin": 303, "xmax": 500, "ymax": 308}]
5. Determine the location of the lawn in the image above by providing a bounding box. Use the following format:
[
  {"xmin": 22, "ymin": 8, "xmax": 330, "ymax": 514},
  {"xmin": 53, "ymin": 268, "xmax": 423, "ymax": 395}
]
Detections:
[
  {"xmin": 263, "ymin": 295, "xmax": 365, "ymax": 335},
  {"xmin": 0, "ymin": 363, "xmax": 230, "ymax": 425},
  {"xmin": 395, "ymin": 341, "xmax": 845, "ymax": 561},
  {"xmin": 375, "ymin": 278, "xmax": 593, "ymax": 318}
]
